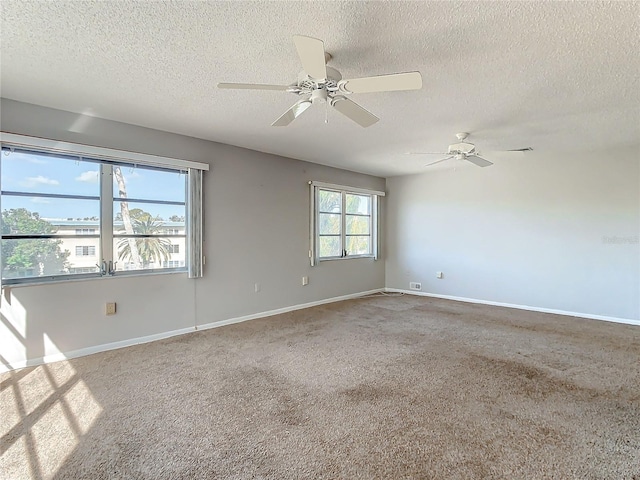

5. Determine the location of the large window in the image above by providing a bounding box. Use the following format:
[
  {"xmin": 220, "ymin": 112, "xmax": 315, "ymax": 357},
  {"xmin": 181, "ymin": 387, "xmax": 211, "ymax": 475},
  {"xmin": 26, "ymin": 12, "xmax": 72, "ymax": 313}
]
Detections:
[
  {"xmin": 311, "ymin": 182, "xmax": 384, "ymax": 263},
  {"xmin": 1, "ymin": 134, "xmax": 207, "ymax": 285}
]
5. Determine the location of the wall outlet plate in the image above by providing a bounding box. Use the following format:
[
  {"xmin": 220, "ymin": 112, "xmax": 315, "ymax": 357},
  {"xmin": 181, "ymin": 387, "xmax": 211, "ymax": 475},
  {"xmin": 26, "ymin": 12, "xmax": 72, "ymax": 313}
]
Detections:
[
  {"xmin": 106, "ymin": 302, "xmax": 116, "ymax": 315},
  {"xmin": 409, "ymin": 282, "xmax": 422, "ymax": 290}
]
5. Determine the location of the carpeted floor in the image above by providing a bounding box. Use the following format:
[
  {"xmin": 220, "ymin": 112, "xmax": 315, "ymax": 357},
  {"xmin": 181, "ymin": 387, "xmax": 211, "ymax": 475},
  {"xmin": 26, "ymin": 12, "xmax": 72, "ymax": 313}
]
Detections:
[{"xmin": 1, "ymin": 294, "xmax": 639, "ymax": 479}]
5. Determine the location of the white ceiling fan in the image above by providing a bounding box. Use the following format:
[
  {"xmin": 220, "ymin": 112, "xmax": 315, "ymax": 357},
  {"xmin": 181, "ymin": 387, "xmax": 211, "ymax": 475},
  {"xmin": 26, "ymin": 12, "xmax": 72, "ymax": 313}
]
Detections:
[
  {"xmin": 407, "ymin": 133, "xmax": 533, "ymax": 168},
  {"xmin": 218, "ymin": 35, "xmax": 423, "ymax": 128}
]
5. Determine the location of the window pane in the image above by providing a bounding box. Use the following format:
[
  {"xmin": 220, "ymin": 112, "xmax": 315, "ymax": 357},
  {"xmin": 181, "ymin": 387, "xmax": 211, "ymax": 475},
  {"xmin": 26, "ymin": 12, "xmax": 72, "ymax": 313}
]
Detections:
[
  {"xmin": 2, "ymin": 195, "xmax": 100, "ymax": 235},
  {"xmin": 346, "ymin": 215, "xmax": 370, "ymax": 235},
  {"xmin": 346, "ymin": 194, "xmax": 371, "ymax": 215},
  {"xmin": 1, "ymin": 238, "xmax": 99, "ymax": 280},
  {"xmin": 318, "ymin": 190, "xmax": 341, "ymax": 213},
  {"xmin": 113, "ymin": 202, "xmax": 186, "ymax": 234},
  {"xmin": 319, "ymin": 236, "xmax": 341, "ymax": 258},
  {"xmin": 1, "ymin": 150, "xmax": 99, "ymax": 196},
  {"xmin": 113, "ymin": 236, "xmax": 185, "ymax": 271},
  {"xmin": 113, "ymin": 165, "xmax": 186, "ymax": 202},
  {"xmin": 319, "ymin": 213, "xmax": 341, "ymax": 235},
  {"xmin": 1, "ymin": 197, "xmax": 100, "ymax": 232},
  {"xmin": 346, "ymin": 236, "xmax": 371, "ymax": 256}
]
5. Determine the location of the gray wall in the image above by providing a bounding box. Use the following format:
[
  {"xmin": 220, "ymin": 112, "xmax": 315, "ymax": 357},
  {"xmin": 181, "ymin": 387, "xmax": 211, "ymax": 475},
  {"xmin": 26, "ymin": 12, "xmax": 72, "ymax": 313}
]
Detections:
[
  {"xmin": 385, "ymin": 149, "xmax": 640, "ymax": 321},
  {"xmin": 0, "ymin": 99, "xmax": 385, "ymax": 369}
]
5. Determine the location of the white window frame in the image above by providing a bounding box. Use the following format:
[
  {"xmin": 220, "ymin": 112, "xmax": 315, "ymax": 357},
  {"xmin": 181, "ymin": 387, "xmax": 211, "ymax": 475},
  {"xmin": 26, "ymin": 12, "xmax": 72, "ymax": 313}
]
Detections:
[
  {"xmin": 309, "ymin": 181, "xmax": 385, "ymax": 266},
  {"xmin": 1, "ymin": 133, "xmax": 208, "ymax": 286}
]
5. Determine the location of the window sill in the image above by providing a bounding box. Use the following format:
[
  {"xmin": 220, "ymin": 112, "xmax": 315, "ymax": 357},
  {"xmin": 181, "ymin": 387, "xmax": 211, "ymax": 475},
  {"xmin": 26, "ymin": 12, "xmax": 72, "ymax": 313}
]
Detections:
[
  {"xmin": 1, "ymin": 269, "xmax": 188, "ymax": 289},
  {"xmin": 318, "ymin": 255, "xmax": 376, "ymax": 262}
]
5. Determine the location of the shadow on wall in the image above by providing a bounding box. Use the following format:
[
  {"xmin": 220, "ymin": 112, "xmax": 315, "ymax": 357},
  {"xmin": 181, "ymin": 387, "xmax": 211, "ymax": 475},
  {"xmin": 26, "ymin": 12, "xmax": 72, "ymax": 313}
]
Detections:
[{"xmin": 1, "ymin": 287, "xmax": 52, "ymax": 372}]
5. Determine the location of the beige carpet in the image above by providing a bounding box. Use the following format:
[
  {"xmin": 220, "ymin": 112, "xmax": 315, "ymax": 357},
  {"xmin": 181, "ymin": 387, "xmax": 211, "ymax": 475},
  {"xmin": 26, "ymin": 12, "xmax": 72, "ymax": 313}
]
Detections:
[{"xmin": 1, "ymin": 294, "xmax": 639, "ymax": 479}]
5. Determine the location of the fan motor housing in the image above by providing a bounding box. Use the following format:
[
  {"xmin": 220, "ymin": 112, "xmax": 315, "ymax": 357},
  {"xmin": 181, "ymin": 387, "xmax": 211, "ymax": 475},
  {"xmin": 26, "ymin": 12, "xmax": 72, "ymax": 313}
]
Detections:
[
  {"xmin": 297, "ymin": 67, "xmax": 342, "ymax": 93},
  {"xmin": 448, "ymin": 142, "xmax": 475, "ymax": 154}
]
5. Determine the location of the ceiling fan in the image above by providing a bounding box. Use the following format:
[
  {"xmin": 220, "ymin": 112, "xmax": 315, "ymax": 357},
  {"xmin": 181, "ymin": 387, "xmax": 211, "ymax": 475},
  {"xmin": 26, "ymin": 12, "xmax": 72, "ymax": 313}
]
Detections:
[
  {"xmin": 407, "ymin": 133, "xmax": 533, "ymax": 168},
  {"xmin": 218, "ymin": 35, "xmax": 423, "ymax": 128}
]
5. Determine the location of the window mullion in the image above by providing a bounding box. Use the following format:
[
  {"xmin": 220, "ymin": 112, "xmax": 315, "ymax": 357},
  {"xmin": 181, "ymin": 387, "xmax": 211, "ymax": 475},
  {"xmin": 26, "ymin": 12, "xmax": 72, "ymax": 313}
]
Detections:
[
  {"xmin": 100, "ymin": 164, "xmax": 114, "ymax": 272},
  {"xmin": 373, "ymin": 195, "xmax": 378, "ymax": 259},
  {"xmin": 312, "ymin": 186, "xmax": 318, "ymax": 264},
  {"xmin": 341, "ymin": 191, "xmax": 347, "ymax": 257}
]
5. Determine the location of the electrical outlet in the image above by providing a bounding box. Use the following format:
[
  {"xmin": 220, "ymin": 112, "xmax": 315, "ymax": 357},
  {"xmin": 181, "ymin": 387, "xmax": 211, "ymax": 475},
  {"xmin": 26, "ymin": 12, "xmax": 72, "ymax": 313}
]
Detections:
[
  {"xmin": 436, "ymin": 271, "xmax": 443, "ymax": 279},
  {"xmin": 105, "ymin": 302, "xmax": 116, "ymax": 315},
  {"xmin": 409, "ymin": 282, "xmax": 422, "ymax": 291},
  {"xmin": 254, "ymin": 283, "xmax": 261, "ymax": 293},
  {"xmin": 302, "ymin": 276, "xmax": 309, "ymax": 286}
]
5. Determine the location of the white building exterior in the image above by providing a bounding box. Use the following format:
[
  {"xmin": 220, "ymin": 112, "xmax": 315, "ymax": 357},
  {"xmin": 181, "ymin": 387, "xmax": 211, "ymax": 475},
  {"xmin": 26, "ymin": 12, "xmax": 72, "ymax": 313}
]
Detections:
[{"xmin": 48, "ymin": 219, "xmax": 186, "ymax": 273}]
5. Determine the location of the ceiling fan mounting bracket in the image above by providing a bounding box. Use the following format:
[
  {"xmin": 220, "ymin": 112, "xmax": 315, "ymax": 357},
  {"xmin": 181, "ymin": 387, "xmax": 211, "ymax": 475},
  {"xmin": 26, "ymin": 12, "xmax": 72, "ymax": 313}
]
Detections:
[{"xmin": 456, "ymin": 132, "xmax": 469, "ymax": 141}]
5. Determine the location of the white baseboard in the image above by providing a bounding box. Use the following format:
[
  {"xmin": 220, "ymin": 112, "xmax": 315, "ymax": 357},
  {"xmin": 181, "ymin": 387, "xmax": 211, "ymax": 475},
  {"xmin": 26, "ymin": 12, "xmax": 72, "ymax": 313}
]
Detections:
[
  {"xmin": 197, "ymin": 288, "xmax": 384, "ymax": 331},
  {"xmin": 386, "ymin": 288, "xmax": 640, "ymax": 327},
  {"xmin": 1, "ymin": 327, "xmax": 195, "ymax": 373},
  {"xmin": 0, "ymin": 288, "xmax": 384, "ymax": 373},
  {"xmin": 6, "ymin": 286, "xmax": 632, "ymax": 373}
]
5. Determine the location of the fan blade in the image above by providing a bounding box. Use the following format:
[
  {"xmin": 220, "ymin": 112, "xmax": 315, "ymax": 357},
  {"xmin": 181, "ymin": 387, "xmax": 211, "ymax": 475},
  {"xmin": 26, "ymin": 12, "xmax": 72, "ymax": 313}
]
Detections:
[
  {"xmin": 218, "ymin": 83, "xmax": 291, "ymax": 91},
  {"xmin": 466, "ymin": 155, "xmax": 493, "ymax": 167},
  {"xmin": 425, "ymin": 156, "xmax": 453, "ymax": 167},
  {"xmin": 506, "ymin": 147, "xmax": 533, "ymax": 152},
  {"xmin": 292, "ymin": 35, "xmax": 327, "ymax": 80},
  {"xmin": 271, "ymin": 97, "xmax": 312, "ymax": 126},
  {"xmin": 331, "ymin": 97, "xmax": 379, "ymax": 128},
  {"xmin": 478, "ymin": 149, "xmax": 526, "ymax": 157},
  {"xmin": 342, "ymin": 72, "xmax": 422, "ymax": 94},
  {"xmin": 405, "ymin": 152, "xmax": 448, "ymax": 156}
]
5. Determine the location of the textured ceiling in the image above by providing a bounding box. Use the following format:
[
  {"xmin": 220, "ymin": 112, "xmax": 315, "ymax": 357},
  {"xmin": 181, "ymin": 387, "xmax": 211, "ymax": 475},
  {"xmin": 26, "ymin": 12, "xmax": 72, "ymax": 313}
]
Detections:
[{"xmin": 1, "ymin": 1, "xmax": 639, "ymax": 177}]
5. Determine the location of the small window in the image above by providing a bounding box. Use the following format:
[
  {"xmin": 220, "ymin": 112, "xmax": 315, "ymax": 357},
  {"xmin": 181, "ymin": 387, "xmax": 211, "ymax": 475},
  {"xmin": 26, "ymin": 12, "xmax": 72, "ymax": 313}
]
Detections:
[
  {"xmin": 311, "ymin": 183, "xmax": 382, "ymax": 263},
  {"xmin": 168, "ymin": 244, "xmax": 180, "ymax": 254},
  {"xmin": 75, "ymin": 246, "xmax": 96, "ymax": 256}
]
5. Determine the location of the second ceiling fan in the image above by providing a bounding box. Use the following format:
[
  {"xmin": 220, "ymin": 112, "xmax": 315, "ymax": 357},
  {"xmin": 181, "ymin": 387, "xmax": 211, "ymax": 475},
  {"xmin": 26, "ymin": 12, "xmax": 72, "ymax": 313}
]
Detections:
[
  {"xmin": 218, "ymin": 35, "xmax": 423, "ymax": 128},
  {"xmin": 407, "ymin": 133, "xmax": 533, "ymax": 168}
]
